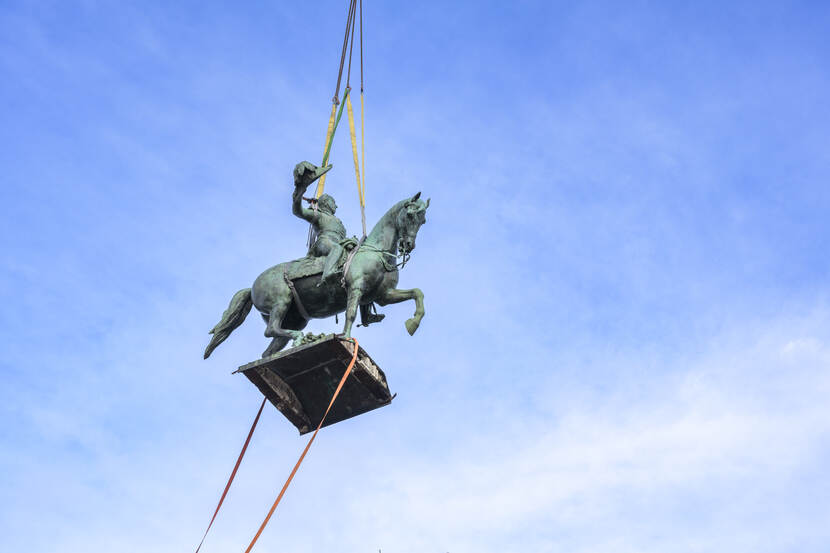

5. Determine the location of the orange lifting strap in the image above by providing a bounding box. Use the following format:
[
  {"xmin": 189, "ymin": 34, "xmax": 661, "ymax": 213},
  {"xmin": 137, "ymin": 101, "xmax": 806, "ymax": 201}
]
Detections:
[
  {"xmin": 193, "ymin": 339, "xmax": 359, "ymax": 553},
  {"xmin": 194, "ymin": 398, "xmax": 266, "ymax": 553},
  {"xmin": 242, "ymin": 339, "xmax": 360, "ymax": 553}
]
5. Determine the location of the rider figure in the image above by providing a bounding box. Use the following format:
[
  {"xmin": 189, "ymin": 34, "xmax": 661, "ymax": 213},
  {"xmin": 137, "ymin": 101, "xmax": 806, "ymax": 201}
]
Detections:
[
  {"xmin": 291, "ymin": 161, "xmax": 384, "ymax": 325},
  {"xmin": 292, "ymin": 162, "xmax": 345, "ymax": 285}
]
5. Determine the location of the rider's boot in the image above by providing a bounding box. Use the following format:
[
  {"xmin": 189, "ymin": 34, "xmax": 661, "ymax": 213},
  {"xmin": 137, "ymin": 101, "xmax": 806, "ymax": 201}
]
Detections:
[{"xmin": 359, "ymin": 304, "xmax": 386, "ymax": 326}]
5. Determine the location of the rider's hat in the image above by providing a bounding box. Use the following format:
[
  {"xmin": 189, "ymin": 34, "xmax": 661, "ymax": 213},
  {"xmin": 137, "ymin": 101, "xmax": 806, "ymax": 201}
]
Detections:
[{"xmin": 294, "ymin": 161, "xmax": 332, "ymax": 185}]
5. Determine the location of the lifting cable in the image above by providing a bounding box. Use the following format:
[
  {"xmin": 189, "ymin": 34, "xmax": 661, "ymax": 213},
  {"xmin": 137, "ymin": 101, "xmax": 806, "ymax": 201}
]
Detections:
[
  {"xmin": 345, "ymin": 0, "xmax": 367, "ymax": 237},
  {"xmin": 360, "ymin": 0, "xmax": 366, "ymax": 235},
  {"xmin": 314, "ymin": 0, "xmax": 367, "ymax": 238},
  {"xmin": 315, "ymin": 0, "xmax": 358, "ymax": 198}
]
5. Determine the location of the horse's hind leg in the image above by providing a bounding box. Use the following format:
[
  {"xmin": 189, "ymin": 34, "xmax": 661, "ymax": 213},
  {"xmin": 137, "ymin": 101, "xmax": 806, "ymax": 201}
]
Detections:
[
  {"xmin": 377, "ymin": 287, "xmax": 425, "ymax": 335},
  {"xmin": 262, "ymin": 312, "xmax": 308, "ymax": 357},
  {"xmin": 264, "ymin": 296, "xmax": 304, "ymax": 347},
  {"xmin": 262, "ymin": 336, "xmax": 290, "ymax": 357}
]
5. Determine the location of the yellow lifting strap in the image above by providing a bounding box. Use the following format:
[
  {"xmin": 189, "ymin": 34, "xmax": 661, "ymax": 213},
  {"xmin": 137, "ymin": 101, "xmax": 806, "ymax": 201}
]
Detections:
[
  {"xmin": 313, "ymin": 0, "xmax": 367, "ymax": 236},
  {"xmin": 361, "ymin": 90, "xmax": 365, "ymax": 208},
  {"xmin": 315, "ymin": 103, "xmax": 338, "ymax": 198},
  {"xmin": 346, "ymin": 89, "xmax": 367, "ymax": 236}
]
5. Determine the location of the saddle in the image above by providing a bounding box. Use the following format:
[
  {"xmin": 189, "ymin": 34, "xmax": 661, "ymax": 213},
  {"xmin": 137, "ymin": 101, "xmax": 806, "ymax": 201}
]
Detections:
[{"xmin": 284, "ymin": 237, "xmax": 360, "ymax": 281}]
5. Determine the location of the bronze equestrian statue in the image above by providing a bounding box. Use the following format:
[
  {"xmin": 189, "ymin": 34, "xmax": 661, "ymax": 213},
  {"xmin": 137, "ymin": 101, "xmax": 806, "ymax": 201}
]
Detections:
[{"xmin": 204, "ymin": 161, "xmax": 429, "ymax": 359}]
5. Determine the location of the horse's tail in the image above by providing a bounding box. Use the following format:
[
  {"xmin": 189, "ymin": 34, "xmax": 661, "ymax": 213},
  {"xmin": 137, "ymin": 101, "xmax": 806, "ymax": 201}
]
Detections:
[{"xmin": 204, "ymin": 288, "xmax": 253, "ymax": 359}]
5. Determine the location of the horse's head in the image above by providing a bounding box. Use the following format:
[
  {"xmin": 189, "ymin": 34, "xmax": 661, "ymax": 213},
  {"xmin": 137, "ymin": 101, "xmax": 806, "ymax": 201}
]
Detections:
[{"xmin": 396, "ymin": 192, "xmax": 430, "ymax": 254}]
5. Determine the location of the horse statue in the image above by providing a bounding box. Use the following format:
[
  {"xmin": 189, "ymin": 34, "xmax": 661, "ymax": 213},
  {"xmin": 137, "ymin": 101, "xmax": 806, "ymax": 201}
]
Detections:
[{"xmin": 203, "ymin": 167, "xmax": 429, "ymax": 359}]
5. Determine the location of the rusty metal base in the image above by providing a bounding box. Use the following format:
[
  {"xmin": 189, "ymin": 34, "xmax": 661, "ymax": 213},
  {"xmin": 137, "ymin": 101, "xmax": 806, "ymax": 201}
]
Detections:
[{"xmin": 235, "ymin": 335, "xmax": 393, "ymax": 434}]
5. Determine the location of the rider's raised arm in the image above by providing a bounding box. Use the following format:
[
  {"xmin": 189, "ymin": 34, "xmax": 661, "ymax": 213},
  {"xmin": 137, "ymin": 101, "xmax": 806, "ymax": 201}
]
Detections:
[{"xmin": 292, "ymin": 187, "xmax": 317, "ymax": 223}]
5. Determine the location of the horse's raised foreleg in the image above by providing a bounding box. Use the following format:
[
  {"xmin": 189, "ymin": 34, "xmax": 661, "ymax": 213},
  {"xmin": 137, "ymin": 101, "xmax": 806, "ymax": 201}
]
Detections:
[{"xmin": 377, "ymin": 287, "xmax": 425, "ymax": 335}]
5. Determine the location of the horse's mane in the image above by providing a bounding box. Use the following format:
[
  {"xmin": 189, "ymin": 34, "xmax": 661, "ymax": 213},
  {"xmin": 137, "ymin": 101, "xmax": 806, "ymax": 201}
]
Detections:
[{"xmin": 366, "ymin": 198, "xmax": 409, "ymax": 244}]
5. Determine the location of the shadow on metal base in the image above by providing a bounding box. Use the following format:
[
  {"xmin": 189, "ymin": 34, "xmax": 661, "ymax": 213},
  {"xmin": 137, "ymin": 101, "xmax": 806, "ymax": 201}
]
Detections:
[{"xmin": 234, "ymin": 335, "xmax": 393, "ymax": 434}]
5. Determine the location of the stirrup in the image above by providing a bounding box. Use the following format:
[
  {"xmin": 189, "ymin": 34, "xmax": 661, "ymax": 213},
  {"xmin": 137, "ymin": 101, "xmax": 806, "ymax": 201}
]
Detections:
[{"xmin": 360, "ymin": 313, "xmax": 385, "ymax": 327}]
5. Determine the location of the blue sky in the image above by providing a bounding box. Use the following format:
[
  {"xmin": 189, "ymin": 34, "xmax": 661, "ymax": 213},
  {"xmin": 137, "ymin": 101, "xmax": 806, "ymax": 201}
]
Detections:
[{"xmin": 2, "ymin": 1, "xmax": 830, "ymax": 552}]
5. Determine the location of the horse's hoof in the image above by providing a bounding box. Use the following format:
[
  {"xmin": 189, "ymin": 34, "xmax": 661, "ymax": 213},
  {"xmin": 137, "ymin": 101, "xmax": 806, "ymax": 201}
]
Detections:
[{"xmin": 405, "ymin": 318, "xmax": 419, "ymax": 336}]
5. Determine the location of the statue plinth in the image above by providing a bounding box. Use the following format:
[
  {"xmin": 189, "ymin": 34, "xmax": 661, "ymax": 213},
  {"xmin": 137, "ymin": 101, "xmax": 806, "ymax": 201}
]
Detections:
[{"xmin": 234, "ymin": 336, "xmax": 393, "ymax": 434}]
